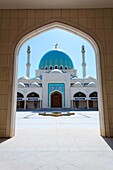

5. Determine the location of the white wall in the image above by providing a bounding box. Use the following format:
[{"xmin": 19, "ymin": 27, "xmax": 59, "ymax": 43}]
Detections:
[{"xmin": 42, "ymin": 72, "xmax": 71, "ymax": 108}]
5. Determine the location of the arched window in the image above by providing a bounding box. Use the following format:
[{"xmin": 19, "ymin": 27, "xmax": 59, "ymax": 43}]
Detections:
[
  {"xmin": 45, "ymin": 66, "xmax": 48, "ymax": 70},
  {"xmin": 65, "ymin": 66, "xmax": 68, "ymax": 70},
  {"xmin": 54, "ymin": 65, "xmax": 58, "ymax": 69},
  {"xmin": 49, "ymin": 65, "xmax": 53, "ymax": 70},
  {"xmin": 60, "ymin": 65, "xmax": 63, "ymax": 70}
]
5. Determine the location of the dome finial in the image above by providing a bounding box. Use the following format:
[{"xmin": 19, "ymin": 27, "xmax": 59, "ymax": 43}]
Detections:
[{"xmin": 55, "ymin": 43, "xmax": 58, "ymax": 49}]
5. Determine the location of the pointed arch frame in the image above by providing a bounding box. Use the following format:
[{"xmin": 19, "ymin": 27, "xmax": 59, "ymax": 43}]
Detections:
[{"xmin": 9, "ymin": 21, "xmax": 108, "ymax": 137}]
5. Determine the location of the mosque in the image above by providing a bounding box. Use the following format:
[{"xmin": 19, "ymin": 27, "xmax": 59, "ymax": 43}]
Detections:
[{"xmin": 17, "ymin": 45, "xmax": 98, "ymax": 110}]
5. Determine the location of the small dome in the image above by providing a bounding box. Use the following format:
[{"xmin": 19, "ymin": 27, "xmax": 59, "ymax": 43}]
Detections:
[
  {"xmin": 38, "ymin": 48, "xmax": 74, "ymax": 70},
  {"xmin": 73, "ymin": 82, "xmax": 83, "ymax": 87},
  {"xmin": 50, "ymin": 69, "xmax": 63, "ymax": 74},
  {"xmin": 84, "ymin": 75, "xmax": 95, "ymax": 79},
  {"xmin": 18, "ymin": 82, "xmax": 25, "ymax": 88},
  {"xmin": 30, "ymin": 82, "xmax": 40, "ymax": 87},
  {"xmin": 35, "ymin": 77, "xmax": 40, "ymax": 80},
  {"xmin": 72, "ymin": 76, "xmax": 78, "ymax": 79},
  {"xmin": 88, "ymin": 82, "xmax": 96, "ymax": 87},
  {"xmin": 19, "ymin": 76, "xmax": 29, "ymax": 80}
]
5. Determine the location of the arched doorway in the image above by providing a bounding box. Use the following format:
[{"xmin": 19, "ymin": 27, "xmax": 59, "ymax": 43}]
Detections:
[
  {"xmin": 27, "ymin": 92, "xmax": 40, "ymax": 109},
  {"xmin": 17, "ymin": 92, "xmax": 24, "ymax": 109},
  {"xmin": 89, "ymin": 92, "xmax": 98, "ymax": 110},
  {"xmin": 73, "ymin": 92, "xmax": 86, "ymax": 109},
  {"xmin": 51, "ymin": 91, "xmax": 62, "ymax": 108},
  {"xmin": 10, "ymin": 21, "xmax": 107, "ymax": 137}
]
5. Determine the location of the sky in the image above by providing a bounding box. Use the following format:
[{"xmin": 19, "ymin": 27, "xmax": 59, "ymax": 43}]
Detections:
[{"xmin": 18, "ymin": 28, "xmax": 96, "ymax": 78}]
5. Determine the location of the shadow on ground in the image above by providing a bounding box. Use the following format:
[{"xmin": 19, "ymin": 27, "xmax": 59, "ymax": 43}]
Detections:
[
  {"xmin": 103, "ymin": 137, "xmax": 113, "ymax": 150},
  {"xmin": 0, "ymin": 138, "xmax": 9, "ymax": 143}
]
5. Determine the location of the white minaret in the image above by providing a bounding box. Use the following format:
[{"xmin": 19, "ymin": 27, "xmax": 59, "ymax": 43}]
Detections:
[
  {"xmin": 26, "ymin": 46, "xmax": 31, "ymax": 78},
  {"xmin": 81, "ymin": 45, "xmax": 86, "ymax": 78}
]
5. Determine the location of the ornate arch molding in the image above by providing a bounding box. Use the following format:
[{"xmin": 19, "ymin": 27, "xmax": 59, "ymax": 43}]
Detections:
[
  {"xmin": 9, "ymin": 20, "xmax": 108, "ymax": 137},
  {"xmin": 13, "ymin": 20, "xmax": 102, "ymax": 55}
]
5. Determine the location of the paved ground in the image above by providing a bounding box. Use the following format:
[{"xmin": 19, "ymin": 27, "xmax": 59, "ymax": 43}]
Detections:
[{"xmin": 0, "ymin": 111, "xmax": 113, "ymax": 170}]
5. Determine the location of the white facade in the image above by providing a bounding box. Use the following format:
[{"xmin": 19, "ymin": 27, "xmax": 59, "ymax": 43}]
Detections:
[{"xmin": 17, "ymin": 47, "xmax": 98, "ymax": 110}]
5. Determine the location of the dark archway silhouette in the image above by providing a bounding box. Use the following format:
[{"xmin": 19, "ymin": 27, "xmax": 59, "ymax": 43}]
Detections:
[
  {"xmin": 17, "ymin": 92, "xmax": 24, "ymax": 98},
  {"xmin": 27, "ymin": 92, "xmax": 39, "ymax": 98},
  {"xmin": 74, "ymin": 92, "xmax": 86, "ymax": 97},
  {"xmin": 89, "ymin": 92, "xmax": 98, "ymax": 97}
]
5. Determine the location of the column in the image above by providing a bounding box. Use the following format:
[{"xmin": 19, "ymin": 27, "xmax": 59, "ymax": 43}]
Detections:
[
  {"xmin": 24, "ymin": 100, "xmax": 26, "ymax": 110},
  {"xmin": 87, "ymin": 99, "xmax": 89, "ymax": 109},
  {"xmin": 40, "ymin": 100, "xmax": 42, "ymax": 108}
]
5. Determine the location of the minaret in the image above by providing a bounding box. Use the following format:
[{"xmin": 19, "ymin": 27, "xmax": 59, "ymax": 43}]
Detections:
[
  {"xmin": 26, "ymin": 46, "xmax": 31, "ymax": 78},
  {"xmin": 81, "ymin": 45, "xmax": 86, "ymax": 78}
]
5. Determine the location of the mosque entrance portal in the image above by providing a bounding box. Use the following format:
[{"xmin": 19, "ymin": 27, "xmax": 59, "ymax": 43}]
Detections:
[{"xmin": 51, "ymin": 91, "xmax": 62, "ymax": 108}]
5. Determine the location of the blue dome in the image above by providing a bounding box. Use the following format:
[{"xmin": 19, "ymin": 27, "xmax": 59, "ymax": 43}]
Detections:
[{"xmin": 38, "ymin": 49, "xmax": 74, "ymax": 70}]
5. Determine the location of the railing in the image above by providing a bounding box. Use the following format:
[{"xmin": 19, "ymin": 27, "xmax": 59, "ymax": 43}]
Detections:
[
  {"xmin": 27, "ymin": 97, "xmax": 39, "ymax": 101},
  {"xmin": 17, "ymin": 97, "xmax": 23, "ymax": 101},
  {"xmin": 74, "ymin": 97, "xmax": 86, "ymax": 101},
  {"xmin": 89, "ymin": 97, "xmax": 98, "ymax": 100}
]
